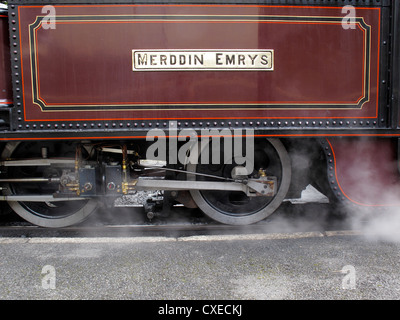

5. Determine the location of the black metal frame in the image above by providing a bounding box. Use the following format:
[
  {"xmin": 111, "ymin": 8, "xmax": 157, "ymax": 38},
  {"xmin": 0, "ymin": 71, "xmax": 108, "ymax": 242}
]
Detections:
[
  {"xmin": 6, "ymin": 0, "xmax": 393, "ymax": 6},
  {"xmin": 2, "ymin": 0, "xmax": 398, "ymax": 140},
  {"xmin": 390, "ymin": 0, "xmax": 400, "ymax": 129}
]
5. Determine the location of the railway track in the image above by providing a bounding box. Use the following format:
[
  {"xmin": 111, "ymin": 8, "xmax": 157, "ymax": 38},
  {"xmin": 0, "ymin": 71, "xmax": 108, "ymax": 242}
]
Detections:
[{"xmin": 0, "ymin": 201, "xmax": 352, "ymax": 239}]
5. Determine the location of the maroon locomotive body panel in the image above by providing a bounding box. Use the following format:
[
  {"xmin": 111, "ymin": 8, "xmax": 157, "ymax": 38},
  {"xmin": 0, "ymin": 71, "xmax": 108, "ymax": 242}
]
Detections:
[
  {"xmin": 327, "ymin": 138, "xmax": 400, "ymax": 207},
  {"xmin": 15, "ymin": 4, "xmax": 381, "ymax": 123}
]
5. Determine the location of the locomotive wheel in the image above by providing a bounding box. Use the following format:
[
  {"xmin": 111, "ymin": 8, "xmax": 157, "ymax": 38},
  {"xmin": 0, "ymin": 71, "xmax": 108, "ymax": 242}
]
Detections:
[
  {"xmin": 1, "ymin": 141, "xmax": 98, "ymax": 228},
  {"xmin": 187, "ymin": 138, "xmax": 291, "ymax": 225}
]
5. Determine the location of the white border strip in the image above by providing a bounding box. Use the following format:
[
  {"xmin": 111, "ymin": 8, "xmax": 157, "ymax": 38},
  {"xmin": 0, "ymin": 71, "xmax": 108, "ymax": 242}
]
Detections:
[{"xmin": 0, "ymin": 230, "xmax": 362, "ymax": 244}]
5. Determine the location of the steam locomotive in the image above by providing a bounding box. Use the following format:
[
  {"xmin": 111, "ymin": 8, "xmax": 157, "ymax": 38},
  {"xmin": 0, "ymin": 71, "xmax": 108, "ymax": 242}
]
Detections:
[{"xmin": 0, "ymin": 0, "xmax": 398, "ymax": 228}]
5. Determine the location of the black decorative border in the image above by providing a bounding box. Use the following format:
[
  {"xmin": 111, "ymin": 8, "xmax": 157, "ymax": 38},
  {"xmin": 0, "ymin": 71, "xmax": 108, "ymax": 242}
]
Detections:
[
  {"xmin": 7, "ymin": 0, "xmax": 391, "ymax": 6},
  {"xmin": 319, "ymin": 138, "xmax": 347, "ymax": 204}
]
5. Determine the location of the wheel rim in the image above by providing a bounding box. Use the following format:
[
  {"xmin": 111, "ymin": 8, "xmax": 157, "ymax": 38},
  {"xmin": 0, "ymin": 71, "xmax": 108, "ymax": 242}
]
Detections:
[
  {"xmin": 2, "ymin": 141, "xmax": 98, "ymax": 228},
  {"xmin": 187, "ymin": 138, "xmax": 291, "ymax": 225}
]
